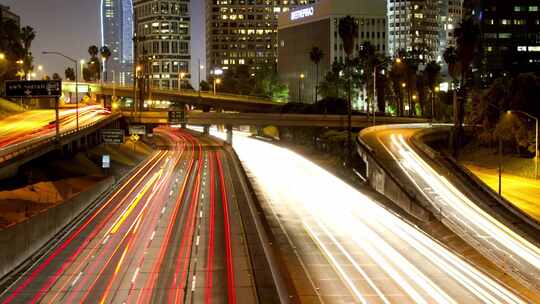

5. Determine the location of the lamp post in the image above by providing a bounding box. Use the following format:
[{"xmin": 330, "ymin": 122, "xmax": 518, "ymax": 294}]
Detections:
[
  {"xmin": 299, "ymin": 73, "xmax": 305, "ymax": 103},
  {"xmin": 213, "ymin": 78, "xmax": 221, "ymax": 95},
  {"xmin": 508, "ymin": 110, "xmax": 539, "ymax": 179},
  {"xmin": 179, "ymin": 72, "xmax": 186, "ymax": 93},
  {"xmin": 42, "ymin": 51, "xmax": 79, "ymax": 131},
  {"xmin": 198, "ymin": 60, "xmax": 204, "ymax": 97},
  {"xmin": 433, "ymin": 86, "xmax": 440, "ymax": 123}
]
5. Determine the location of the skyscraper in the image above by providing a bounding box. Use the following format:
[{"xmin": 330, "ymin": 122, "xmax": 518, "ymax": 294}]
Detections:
[
  {"xmin": 387, "ymin": 0, "xmax": 439, "ymax": 61},
  {"xmin": 206, "ymin": 0, "xmax": 315, "ymax": 76},
  {"xmin": 101, "ymin": 0, "xmax": 134, "ymax": 84},
  {"xmin": 438, "ymin": 0, "xmax": 463, "ymax": 62},
  {"xmin": 133, "ymin": 0, "xmax": 191, "ymax": 90}
]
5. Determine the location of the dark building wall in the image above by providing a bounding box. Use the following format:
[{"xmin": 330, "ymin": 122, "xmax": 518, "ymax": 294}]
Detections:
[
  {"xmin": 481, "ymin": 0, "xmax": 540, "ymax": 78},
  {"xmin": 278, "ymin": 19, "xmax": 330, "ymax": 104}
]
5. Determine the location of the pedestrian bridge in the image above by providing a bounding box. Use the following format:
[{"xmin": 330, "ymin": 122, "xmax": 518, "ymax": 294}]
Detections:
[{"xmin": 62, "ymin": 82, "xmax": 281, "ymax": 112}]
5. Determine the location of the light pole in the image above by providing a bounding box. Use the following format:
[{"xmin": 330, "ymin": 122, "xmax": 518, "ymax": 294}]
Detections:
[
  {"xmin": 42, "ymin": 51, "xmax": 79, "ymax": 131},
  {"xmin": 198, "ymin": 60, "xmax": 204, "ymax": 97},
  {"xmin": 80, "ymin": 59, "xmax": 85, "ymax": 81},
  {"xmin": 299, "ymin": 73, "xmax": 305, "ymax": 103},
  {"xmin": 372, "ymin": 57, "xmax": 401, "ymax": 124},
  {"xmin": 38, "ymin": 65, "xmax": 43, "ymax": 79},
  {"xmin": 509, "ymin": 110, "xmax": 539, "ymax": 179},
  {"xmin": 213, "ymin": 78, "xmax": 221, "ymax": 95},
  {"xmin": 433, "ymin": 86, "xmax": 440, "ymax": 123},
  {"xmin": 179, "ymin": 72, "xmax": 186, "ymax": 93}
]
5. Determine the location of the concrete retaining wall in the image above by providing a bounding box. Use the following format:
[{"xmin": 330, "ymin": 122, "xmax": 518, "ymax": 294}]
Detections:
[
  {"xmin": 0, "ymin": 176, "xmax": 114, "ymax": 278},
  {"xmin": 356, "ymin": 138, "xmax": 432, "ymax": 222}
]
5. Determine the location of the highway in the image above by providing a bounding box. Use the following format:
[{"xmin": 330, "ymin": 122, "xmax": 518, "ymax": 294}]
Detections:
[
  {"xmin": 360, "ymin": 124, "xmax": 540, "ymax": 293},
  {"xmin": 0, "ymin": 128, "xmax": 260, "ymax": 303},
  {"xmin": 212, "ymin": 129, "xmax": 530, "ymax": 304},
  {"xmin": 0, "ymin": 106, "xmax": 109, "ymax": 152}
]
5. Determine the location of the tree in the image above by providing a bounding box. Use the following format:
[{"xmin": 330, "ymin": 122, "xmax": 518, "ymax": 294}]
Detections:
[
  {"xmin": 65, "ymin": 67, "xmax": 76, "ymax": 81},
  {"xmin": 338, "ymin": 16, "xmax": 358, "ymax": 161},
  {"xmin": 309, "ymin": 46, "xmax": 324, "ymax": 103},
  {"xmin": 358, "ymin": 41, "xmax": 385, "ymax": 113},
  {"xmin": 88, "ymin": 45, "xmax": 99, "ymax": 59},
  {"xmin": 100, "ymin": 46, "xmax": 112, "ymax": 82},
  {"xmin": 423, "ymin": 61, "xmax": 442, "ymax": 118},
  {"xmin": 20, "ymin": 26, "xmax": 36, "ymax": 78},
  {"xmin": 450, "ymin": 18, "xmax": 481, "ymax": 154},
  {"xmin": 52, "ymin": 73, "xmax": 61, "ymax": 80},
  {"xmin": 200, "ymin": 80, "xmax": 211, "ymax": 91}
]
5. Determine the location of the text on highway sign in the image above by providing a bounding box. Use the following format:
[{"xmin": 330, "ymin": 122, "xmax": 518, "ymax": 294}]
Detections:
[{"xmin": 5, "ymin": 80, "xmax": 62, "ymax": 98}]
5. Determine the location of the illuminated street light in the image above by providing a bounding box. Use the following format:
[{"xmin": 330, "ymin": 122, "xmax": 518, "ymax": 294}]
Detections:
[
  {"xmin": 299, "ymin": 73, "xmax": 305, "ymax": 103},
  {"xmin": 401, "ymin": 82, "xmax": 406, "ymax": 88},
  {"xmin": 412, "ymin": 94, "xmax": 417, "ymax": 101},
  {"xmin": 0, "ymin": 53, "xmax": 5, "ymax": 60},
  {"xmin": 213, "ymin": 77, "xmax": 221, "ymax": 95},
  {"xmin": 395, "ymin": 57, "xmax": 402, "ymax": 64},
  {"xmin": 179, "ymin": 72, "xmax": 186, "ymax": 93}
]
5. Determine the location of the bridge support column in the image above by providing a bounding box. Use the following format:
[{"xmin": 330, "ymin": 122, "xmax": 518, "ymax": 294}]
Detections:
[
  {"xmin": 203, "ymin": 125, "xmax": 210, "ymax": 135},
  {"xmin": 226, "ymin": 125, "xmax": 233, "ymax": 145},
  {"xmin": 181, "ymin": 123, "xmax": 187, "ymax": 129}
]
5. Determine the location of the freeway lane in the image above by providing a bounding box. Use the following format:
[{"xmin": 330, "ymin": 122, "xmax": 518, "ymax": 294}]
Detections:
[
  {"xmin": 360, "ymin": 124, "xmax": 540, "ymax": 293},
  {"xmin": 0, "ymin": 106, "xmax": 109, "ymax": 152},
  {"xmin": 222, "ymin": 131, "xmax": 530, "ymax": 303},
  {"xmin": 0, "ymin": 128, "xmax": 259, "ymax": 303}
]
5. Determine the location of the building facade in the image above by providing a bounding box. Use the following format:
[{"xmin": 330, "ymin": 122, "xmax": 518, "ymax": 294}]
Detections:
[
  {"xmin": 438, "ymin": 0, "xmax": 463, "ymax": 62},
  {"xmin": 387, "ymin": 0, "xmax": 439, "ymax": 61},
  {"xmin": 133, "ymin": 0, "xmax": 191, "ymax": 90},
  {"xmin": 0, "ymin": 5, "xmax": 20, "ymax": 27},
  {"xmin": 278, "ymin": 0, "xmax": 386, "ymax": 105},
  {"xmin": 206, "ymin": 0, "xmax": 315, "ymax": 76},
  {"xmin": 479, "ymin": 0, "xmax": 540, "ymax": 79},
  {"xmin": 101, "ymin": 0, "xmax": 134, "ymax": 85}
]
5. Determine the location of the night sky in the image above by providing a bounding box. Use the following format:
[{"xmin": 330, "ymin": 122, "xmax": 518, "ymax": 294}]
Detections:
[{"xmin": 0, "ymin": 0, "xmax": 205, "ymax": 84}]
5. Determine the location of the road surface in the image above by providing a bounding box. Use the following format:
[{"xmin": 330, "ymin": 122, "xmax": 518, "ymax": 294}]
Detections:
[
  {"xmin": 360, "ymin": 124, "xmax": 540, "ymax": 293},
  {"xmin": 0, "ymin": 128, "xmax": 262, "ymax": 303},
  {"xmin": 212, "ymin": 129, "xmax": 530, "ymax": 304},
  {"xmin": 0, "ymin": 106, "xmax": 109, "ymax": 152}
]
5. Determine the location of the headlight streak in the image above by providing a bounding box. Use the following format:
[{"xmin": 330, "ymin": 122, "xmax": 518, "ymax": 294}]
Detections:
[
  {"xmin": 387, "ymin": 134, "xmax": 540, "ymax": 281},
  {"xmin": 226, "ymin": 132, "xmax": 528, "ymax": 303}
]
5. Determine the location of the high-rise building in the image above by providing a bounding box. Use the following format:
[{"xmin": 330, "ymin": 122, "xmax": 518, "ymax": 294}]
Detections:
[
  {"xmin": 387, "ymin": 0, "xmax": 439, "ymax": 61},
  {"xmin": 479, "ymin": 0, "xmax": 540, "ymax": 79},
  {"xmin": 206, "ymin": 0, "xmax": 315, "ymax": 76},
  {"xmin": 438, "ymin": 0, "xmax": 463, "ymax": 62},
  {"xmin": 0, "ymin": 5, "xmax": 20, "ymax": 27},
  {"xmin": 133, "ymin": 0, "xmax": 191, "ymax": 90},
  {"xmin": 278, "ymin": 0, "xmax": 387, "ymax": 105},
  {"xmin": 101, "ymin": 0, "xmax": 134, "ymax": 84}
]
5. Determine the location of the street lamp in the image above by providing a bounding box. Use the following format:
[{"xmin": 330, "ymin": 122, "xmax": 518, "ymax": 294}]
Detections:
[
  {"xmin": 508, "ymin": 110, "xmax": 539, "ymax": 179},
  {"xmin": 432, "ymin": 86, "xmax": 440, "ymax": 123},
  {"xmin": 213, "ymin": 78, "xmax": 221, "ymax": 95},
  {"xmin": 80, "ymin": 59, "xmax": 85, "ymax": 80},
  {"xmin": 42, "ymin": 51, "xmax": 80, "ymax": 131},
  {"xmin": 198, "ymin": 60, "xmax": 204, "ymax": 97},
  {"xmin": 299, "ymin": 73, "xmax": 305, "ymax": 103},
  {"xmin": 179, "ymin": 72, "xmax": 186, "ymax": 93},
  {"xmin": 0, "ymin": 53, "xmax": 5, "ymax": 60}
]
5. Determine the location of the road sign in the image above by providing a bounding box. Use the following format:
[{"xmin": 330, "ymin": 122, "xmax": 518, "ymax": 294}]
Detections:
[
  {"xmin": 5, "ymin": 80, "xmax": 62, "ymax": 98},
  {"xmin": 130, "ymin": 134, "xmax": 140, "ymax": 142},
  {"xmin": 129, "ymin": 125, "xmax": 146, "ymax": 135},
  {"xmin": 101, "ymin": 129, "xmax": 124, "ymax": 144},
  {"xmin": 102, "ymin": 155, "xmax": 111, "ymax": 168},
  {"xmin": 168, "ymin": 110, "xmax": 186, "ymax": 124}
]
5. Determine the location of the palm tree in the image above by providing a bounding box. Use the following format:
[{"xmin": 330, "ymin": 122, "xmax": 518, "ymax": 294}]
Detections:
[
  {"xmin": 338, "ymin": 16, "xmax": 358, "ymax": 162},
  {"xmin": 423, "ymin": 61, "xmax": 441, "ymax": 118},
  {"xmin": 100, "ymin": 46, "xmax": 112, "ymax": 82},
  {"xmin": 309, "ymin": 46, "xmax": 324, "ymax": 103},
  {"xmin": 87, "ymin": 45, "xmax": 100, "ymax": 81},
  {"xmin": 20, "ymin": 26, "xmax": 36, "ymax": 78},
  {"xmin": 358, "ymin": 41, "xmax": 383, "ymax": 113},
  {"xmin": 65, "ymin": 67, "xmax": 76, "ymax": 81}
]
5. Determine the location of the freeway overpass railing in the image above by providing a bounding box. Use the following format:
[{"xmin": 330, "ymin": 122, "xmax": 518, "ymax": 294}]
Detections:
[{"xmin": 0, "ymin": 113, "xmax": 121, "ymax": 165}]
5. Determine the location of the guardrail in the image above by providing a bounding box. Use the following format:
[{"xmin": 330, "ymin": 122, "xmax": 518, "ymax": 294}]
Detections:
[{"xmin": 0, "ymin": 113, "xmax": 121, "ymax": 164}]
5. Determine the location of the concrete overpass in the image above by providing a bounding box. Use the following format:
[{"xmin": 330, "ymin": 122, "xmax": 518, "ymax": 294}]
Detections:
[
  {"xmin": 62, "ymin": 82, "xmax": 282, "ymax": 112},
  {"xmin": 122, "ymin": 111, "xmax": 429, "ymax": 128},
  {"xmin": 0, "ymin": 113, "xmax": 122, "ymax": 179}
]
